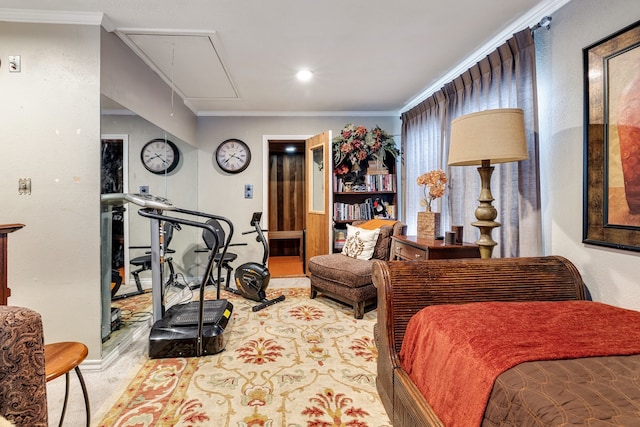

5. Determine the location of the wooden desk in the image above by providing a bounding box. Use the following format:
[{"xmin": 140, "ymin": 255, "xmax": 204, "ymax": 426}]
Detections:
[
  {"xmin": 391, "ymin": 235, "xmax": 480, "ymax": 261},
  {"xmin": 1, "ymin": 223, "xmax": 25, "ymax": 305}
]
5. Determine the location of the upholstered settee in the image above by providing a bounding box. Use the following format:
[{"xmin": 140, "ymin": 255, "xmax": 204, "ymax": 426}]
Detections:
[
  {"xmin": 308, "ymin": 220, "xmax": 406, "ymax": 319},
  {"xmin": 0, "ymin": 306, "xmax": 48, "ymax": 426}
]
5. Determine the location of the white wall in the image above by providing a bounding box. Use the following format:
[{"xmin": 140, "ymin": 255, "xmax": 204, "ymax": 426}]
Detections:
[
  {"xmin": 196, "ymin": 116, "xmax": 401, "ymax": 267},
  {"xmin": 100, "ymin": 29, "xmax": 197, "ymax": 146},
  {"xmin": 539, "ymin": 0, "xmax": 640, "ymax": 309},
  {"xmin": 0, "ymin": 23, "xmax": 102, "ymax": 356}
]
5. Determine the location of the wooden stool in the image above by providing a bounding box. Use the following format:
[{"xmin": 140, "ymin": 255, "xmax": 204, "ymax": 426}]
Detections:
[{"xmin": 44, "ymin": 342, "xmax": 90, "ymax": 427}]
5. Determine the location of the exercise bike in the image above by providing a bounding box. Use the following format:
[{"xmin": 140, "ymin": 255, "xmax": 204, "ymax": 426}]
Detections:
[{"xmin": 225, "ymin": 212, "xmax": 285, "ymax": 312}]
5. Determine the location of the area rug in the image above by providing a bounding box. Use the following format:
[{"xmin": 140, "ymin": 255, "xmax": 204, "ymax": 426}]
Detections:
[{"xmin": 97, "ymin": 288, "xmax": 391, "ymax": 427}]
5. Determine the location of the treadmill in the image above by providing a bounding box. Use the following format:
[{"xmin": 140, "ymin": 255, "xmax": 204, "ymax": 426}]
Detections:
[{"xmin": 104, "ymin": 193, "xmax": 234, "ymax": 359}]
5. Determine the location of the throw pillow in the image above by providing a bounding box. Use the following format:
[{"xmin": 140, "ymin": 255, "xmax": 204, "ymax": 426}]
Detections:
[{"xmin": 341, "ymin": 224, "xmax": 380, "ymax": 260}]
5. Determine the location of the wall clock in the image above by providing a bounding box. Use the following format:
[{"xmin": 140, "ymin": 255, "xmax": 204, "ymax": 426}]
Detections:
[
  {"xmin": 215, "ymin": 139, "xmax": 251, "ymax": 173},
  {"xmin": 140, "ymin": 138, "xmax": 180, "ymax": 175}
]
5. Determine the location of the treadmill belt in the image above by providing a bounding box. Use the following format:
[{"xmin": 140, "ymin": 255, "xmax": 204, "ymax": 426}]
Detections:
[{"xmin": 169, "ymin": 300, "xmax": 230, "ymax": 326}]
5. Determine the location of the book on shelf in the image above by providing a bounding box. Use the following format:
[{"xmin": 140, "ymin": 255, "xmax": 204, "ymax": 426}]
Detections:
[
  {"xmin": 333, "ymin": 228, "xmax": 346, "ymax": 250},
  {"xmin": 366, "ymin": 160, "xmax": 389, "ymax": 175},
  {"xmin": 334, "ymin": 174, "xmax": 396, "ymax": 193},
  {"xmin": 333, "ymin": 198, "xmax": 374, "ymax": 221}
]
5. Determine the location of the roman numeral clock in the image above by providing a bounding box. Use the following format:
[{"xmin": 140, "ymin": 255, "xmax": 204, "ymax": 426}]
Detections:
[
  {"xmin": 140, "ymin": 138, "xmax": 180, "ymax": 174},
  {"xmin": 215, "ymin": 139, "xmax": 251, "ymax": 174}
]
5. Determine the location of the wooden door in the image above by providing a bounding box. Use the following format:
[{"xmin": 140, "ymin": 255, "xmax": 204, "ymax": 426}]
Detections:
[{"xmin": 304, "ymin": 131, "xmax": 331, "ymax": 273}]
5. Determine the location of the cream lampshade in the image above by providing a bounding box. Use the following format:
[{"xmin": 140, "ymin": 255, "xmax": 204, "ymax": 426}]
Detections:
[{"xmin": 448, "ymin": 108, "xmax": 528, "ymax": 258}]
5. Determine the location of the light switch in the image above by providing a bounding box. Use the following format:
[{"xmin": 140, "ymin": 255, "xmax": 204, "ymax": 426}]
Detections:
[
  {"xmin": 9, "ymin": 55, "xmax": 21, "ymax": 73},
  {"xmin": 18, "ymin": 178, "xmax": 31, "ymax": 195},
  {"xmin": 244, "ymin": 184, "xmax": 253, "ymax": 199}
]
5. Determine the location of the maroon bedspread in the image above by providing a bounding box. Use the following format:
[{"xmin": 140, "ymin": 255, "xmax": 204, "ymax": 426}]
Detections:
[{"xmin": 398, "ymin": 300, "xmax": 640, "ymax": 427}]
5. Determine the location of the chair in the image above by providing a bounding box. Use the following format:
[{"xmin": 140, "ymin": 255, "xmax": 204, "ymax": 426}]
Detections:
[
  {"xmin": 44, "ymin": 342, "xmax": 89, "ymax": 427},
  {"xmin": 199, "ymin": 218, "xmax": 245, "ymax": 293},
  {"xmin": 118, "ymin": 222, "xmax": 177, "ymax": 299},
  {"xmin": 308, "ymin": 220, "xmax": 406, "ymax": 319}
]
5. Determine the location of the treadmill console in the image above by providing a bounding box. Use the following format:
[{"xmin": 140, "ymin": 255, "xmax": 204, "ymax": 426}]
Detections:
[
  {"xmin": 100, "ymin": 193, "xmax": 174, "ymax": 210},
  {"xmin": 125, "ymin": 193, "xmax": 174, "ymax": 210},
  {"xmin": 250, "ymin": 212, "xmax": 262, "ymax": 224}
]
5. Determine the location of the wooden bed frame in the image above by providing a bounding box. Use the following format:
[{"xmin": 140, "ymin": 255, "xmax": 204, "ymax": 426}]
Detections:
[{"xmin": 371, "ymin": 256, "xmax": 587, "ymax": 426}]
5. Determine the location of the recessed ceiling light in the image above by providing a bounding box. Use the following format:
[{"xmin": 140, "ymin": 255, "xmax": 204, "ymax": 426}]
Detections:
[
  {"xmin": 285, "ymin": 145, "xmax": 297, "ymax": 153},
  {"xmin": 296, "ymin": 69, "xmax": 313, "ymax": 82}
]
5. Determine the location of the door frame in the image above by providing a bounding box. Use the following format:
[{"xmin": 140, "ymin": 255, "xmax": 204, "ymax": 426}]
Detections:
[
  {"xmin": 101, "ymin": 134, "xmax": 130, "ymax": 282},
  {"xmin": 261, "ymin": 134, "xmax": 313, "ymax": 229}
]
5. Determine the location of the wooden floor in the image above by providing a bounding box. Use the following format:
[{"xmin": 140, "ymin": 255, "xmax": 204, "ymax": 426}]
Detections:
[{"xmin": 268, "ymin": 256, "xmax": 305, "ymax": 277}]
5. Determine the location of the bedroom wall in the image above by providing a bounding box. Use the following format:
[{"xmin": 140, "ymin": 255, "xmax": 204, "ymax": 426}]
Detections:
[
  {"xmin": 538, "ymin": 0, "xmax": 640, "ymax": 310},
  {"xmin": 195, "ymin": 116, "xmax": 401, "ymax": 268},
  {"xmin": 0, "ymin": 22, "xmax": 102, "ymax": 355},
  {"xmin": 0, "ymin": 21, "xmax": 200, "ymax": 363}
]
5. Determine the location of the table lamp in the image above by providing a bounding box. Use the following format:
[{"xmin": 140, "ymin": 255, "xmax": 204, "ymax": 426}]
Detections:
[{"xmin": 448, "ymin": 108, "xmax": 528, "ymax": 258}]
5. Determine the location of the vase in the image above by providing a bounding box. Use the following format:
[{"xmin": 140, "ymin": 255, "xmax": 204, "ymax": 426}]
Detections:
[{"xmin": 417, "ymin": 211, "xmax": 441, "ymax": 240}]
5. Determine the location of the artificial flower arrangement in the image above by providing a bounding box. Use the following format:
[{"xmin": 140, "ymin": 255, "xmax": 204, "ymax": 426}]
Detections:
[
  {"xmin": 417, "ymin": 169, "xmax": 448, "ymax": 211},
  {"xmin": 332, "ymin": 124, "xmax": 400, "ymax": 177}
]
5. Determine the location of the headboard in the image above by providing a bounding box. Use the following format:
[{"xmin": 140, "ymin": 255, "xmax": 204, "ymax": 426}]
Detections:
[{"xmin": 373, "ymin": 256, "xmax": 586, "ymax": 361}]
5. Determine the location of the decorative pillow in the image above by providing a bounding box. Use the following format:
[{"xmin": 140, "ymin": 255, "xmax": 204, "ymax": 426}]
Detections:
[{"xmin": 341, "ymin": 224, "xmax": 380, "ymax": 260}]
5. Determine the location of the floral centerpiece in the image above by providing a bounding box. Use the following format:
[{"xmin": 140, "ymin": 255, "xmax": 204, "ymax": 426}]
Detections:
[
  {"xmin": 417, "ymin": 169, "xmax": 448, "ymax": 212},
  {"xmin": 333, "ymin": 124, "xmax": 369, "ymax": 175},
  {"xmin": 367, "ymin": 125, "xmax": 401, "ymax": 167},
  {"xmin": 333, "ymin": 124, "xmax": 400, "ymax": 177}
]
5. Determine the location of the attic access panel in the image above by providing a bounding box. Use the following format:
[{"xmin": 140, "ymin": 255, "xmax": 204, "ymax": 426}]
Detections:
[{"xmin": 123, "ymin": 32, "xmax": 238, "ymax": 101}]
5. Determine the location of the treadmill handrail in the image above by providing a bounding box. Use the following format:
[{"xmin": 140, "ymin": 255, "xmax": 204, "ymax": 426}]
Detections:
[
  {"xmin": 138, "ymin": 207, "xmax": 236, "ymax": 357},
  {"xmin": 138, "ymin": 209, "xmax": 219, "ymax": 357}
]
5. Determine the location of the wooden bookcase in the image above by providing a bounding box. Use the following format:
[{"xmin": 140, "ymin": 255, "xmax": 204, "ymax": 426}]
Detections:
[{"xmin": 332, "ymin": 158, "xmax": 397, "ymax": 252}]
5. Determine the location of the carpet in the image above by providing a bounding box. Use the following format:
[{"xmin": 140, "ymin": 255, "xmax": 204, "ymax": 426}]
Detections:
[{"xmin": 97, "ymin": 287, "xmax": 391, "ymax": 427}]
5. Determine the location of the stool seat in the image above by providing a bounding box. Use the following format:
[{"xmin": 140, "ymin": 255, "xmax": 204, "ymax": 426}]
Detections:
[
  {"xmin": 45, "ymin": 342, "xmax": 88, "ymax": 381},
  {"xmin": 44, "ymin": 342, "xmax": 90, "ymax": 427}
]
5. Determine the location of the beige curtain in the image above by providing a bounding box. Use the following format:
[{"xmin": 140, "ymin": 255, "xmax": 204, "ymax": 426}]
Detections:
[{"xmin": 401, "ymin": 29, "xmax": 541, "ymax": 257}]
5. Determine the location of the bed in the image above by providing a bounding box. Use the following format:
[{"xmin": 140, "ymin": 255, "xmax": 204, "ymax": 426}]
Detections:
[{"xmin": 371, "ymin": 256, "xmax": 640, "ymax": 426}]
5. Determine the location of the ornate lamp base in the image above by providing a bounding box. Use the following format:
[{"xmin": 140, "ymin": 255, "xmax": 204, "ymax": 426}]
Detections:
[{"xmin": 473, "ymin": 160, "xmax": 500, "ymax": 258}]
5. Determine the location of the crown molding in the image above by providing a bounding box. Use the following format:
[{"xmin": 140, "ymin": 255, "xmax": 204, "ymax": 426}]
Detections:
[
  {"xmin": 197, "ymin": 110, "xmax": 400, "ymax": 117},
  {"xmin": 0, "ymin": 8, "xmax": 104, "ymax": 26},
  {"xmin": 401, "ymin": 0, "xmax": 572, "ymax": 113}
]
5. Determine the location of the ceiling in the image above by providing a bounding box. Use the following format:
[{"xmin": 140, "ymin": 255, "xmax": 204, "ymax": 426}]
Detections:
[{"xmin": 0, "ymin": 0, "xmax": 564, "ymax": 116}]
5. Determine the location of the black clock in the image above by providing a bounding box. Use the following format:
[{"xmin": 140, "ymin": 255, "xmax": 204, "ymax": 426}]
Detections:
[
  {"xmin": 215, "ymin": 139, "xmax": 251, "ymax": 173},
  {"xmin": 141, "ymin": 138, "xmax": 180, "ymax": 174}
]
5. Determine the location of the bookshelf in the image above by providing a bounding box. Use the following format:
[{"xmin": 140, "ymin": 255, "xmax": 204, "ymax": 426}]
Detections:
[{"xmin": 332, "ymin": 159, "xmax": 397, "ymax": 252}]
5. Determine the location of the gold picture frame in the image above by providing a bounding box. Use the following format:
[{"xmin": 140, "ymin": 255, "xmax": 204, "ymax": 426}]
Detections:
[{"xmin": 584, "ymin": 19, "xmax": 640, "ymax": 251}]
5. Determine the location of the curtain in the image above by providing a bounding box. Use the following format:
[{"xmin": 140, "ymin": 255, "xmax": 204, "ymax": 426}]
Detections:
[{"xmin": 401, "ymin": 29, "xmax": 541, "ymax": 257}]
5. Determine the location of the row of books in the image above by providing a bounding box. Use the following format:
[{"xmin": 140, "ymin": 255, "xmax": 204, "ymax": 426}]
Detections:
[
  {"xmin": 334, "ymin": 174, "xmax": 396, "ymax": 193},
  {"xmin": 333, "ymin": 199, "xmax": 396, "ymax": 221},
  {"xmin": 334, "ymin": 200, "xmax": 374, "ymax": 221}
]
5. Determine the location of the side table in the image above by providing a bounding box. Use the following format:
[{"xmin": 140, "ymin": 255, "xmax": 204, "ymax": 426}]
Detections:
[{"xmin": 391, "ymin": 235, "xmax": 480, "ymax": 260}]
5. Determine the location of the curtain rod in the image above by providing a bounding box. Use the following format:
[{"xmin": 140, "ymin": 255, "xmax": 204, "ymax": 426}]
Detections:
[{"xmin": 531, "ymin": 16, "xmax": 552, "ymax": 32}]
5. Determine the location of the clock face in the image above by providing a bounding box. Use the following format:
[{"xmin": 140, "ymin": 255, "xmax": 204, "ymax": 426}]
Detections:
[
  {"xmin": 141, "ymin": 139, "xmax": 180, "ymax": 174},
  {"xmin": 215, "ymin": 139, "xmax": 251, "ymax": 173}
]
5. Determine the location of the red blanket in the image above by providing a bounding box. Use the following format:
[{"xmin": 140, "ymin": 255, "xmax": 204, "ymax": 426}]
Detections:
[{"xmin": 399, "ymin": 300, "xmax": 640, "ymax": 427}]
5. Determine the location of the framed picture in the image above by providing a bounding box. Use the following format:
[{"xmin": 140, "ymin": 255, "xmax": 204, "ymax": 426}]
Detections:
[{"xmin": 584, "ymin": 19, "xmax": 640, "ymax": 251}]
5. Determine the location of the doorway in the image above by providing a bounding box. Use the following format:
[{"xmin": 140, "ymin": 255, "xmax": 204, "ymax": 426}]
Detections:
[{"xmin": 267, "ymin": 139, "xmax": 306, "ymax": 277}]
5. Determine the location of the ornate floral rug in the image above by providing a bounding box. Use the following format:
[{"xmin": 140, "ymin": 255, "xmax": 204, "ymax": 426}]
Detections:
[{"xmin": 97, "ymin": 288, "xmax": 391, "ymax": 427}]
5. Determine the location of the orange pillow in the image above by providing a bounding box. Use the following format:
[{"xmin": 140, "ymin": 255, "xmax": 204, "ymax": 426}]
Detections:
[{"xmin": 356, "ymin": 219, "xmax": 398, "ymax": 230}]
